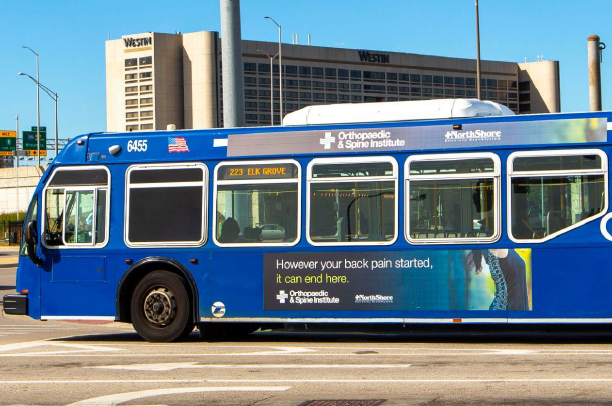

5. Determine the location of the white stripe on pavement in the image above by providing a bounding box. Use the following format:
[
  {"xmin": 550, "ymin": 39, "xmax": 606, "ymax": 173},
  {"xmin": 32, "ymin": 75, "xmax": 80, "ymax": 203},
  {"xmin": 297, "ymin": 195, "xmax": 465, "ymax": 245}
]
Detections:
[
  {"xmin": 67, "ymin": 386, "xmax": 291, "ymax": 406},
  {"xmin": 91, "ymin": 362, "xmax": 412, "ymax": 371}
]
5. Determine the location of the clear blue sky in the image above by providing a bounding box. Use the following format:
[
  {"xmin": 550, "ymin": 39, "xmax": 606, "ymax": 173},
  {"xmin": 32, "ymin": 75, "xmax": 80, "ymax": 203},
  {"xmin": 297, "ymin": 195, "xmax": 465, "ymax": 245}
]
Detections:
[{"xmin": 1, "ymin": 0, "xmax": 610, "ymax": 154}]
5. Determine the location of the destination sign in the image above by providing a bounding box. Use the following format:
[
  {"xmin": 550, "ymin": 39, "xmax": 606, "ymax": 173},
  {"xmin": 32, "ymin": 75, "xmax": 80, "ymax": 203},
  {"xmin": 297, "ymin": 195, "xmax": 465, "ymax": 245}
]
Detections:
[{"xmin": 217, "ymin": 163, "xmax": 298, "ymax": 181}]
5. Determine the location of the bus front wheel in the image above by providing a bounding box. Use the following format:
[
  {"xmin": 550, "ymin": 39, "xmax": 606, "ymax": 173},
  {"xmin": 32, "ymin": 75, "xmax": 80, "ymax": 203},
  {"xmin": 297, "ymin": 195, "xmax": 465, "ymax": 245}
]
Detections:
[{"xmin": 131, "ymin": 271, "xmax": 194, "ymax": 342}]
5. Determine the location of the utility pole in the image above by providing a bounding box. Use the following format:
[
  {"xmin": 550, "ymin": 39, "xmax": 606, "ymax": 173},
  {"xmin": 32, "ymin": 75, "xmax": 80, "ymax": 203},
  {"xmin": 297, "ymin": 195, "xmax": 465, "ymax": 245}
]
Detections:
[
  {"xmin": 475, "ymin": 0, "xmax": 482, "ymax": 100},
  {"xmin": 588, "ymin": 34, "xmax": 605, "ymax": 111},
  {"xmin": 265, "ymin": 16, "xmax": 283, "ymax": 124},
  {"xmin": 15, "ymin": 114, "xmax": 19, "ymax": 219},
  {"xmin": 220, "ymin": 0, "xmax": 245, "ymax": 128}
]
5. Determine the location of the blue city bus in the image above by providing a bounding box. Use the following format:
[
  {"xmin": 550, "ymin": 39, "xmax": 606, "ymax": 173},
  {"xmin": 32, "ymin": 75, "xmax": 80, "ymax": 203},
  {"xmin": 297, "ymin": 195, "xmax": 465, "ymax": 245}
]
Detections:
[{"xmin": 5, "ymin": 102, "xmax": 612, "ymax": 342}]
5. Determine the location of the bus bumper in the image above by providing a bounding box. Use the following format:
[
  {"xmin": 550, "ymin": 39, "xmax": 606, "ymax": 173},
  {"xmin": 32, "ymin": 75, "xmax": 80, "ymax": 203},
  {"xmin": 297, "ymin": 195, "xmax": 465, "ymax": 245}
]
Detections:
[{"xmin": 3, "ymin": 294, "xmax": 28, "ymax": 315}]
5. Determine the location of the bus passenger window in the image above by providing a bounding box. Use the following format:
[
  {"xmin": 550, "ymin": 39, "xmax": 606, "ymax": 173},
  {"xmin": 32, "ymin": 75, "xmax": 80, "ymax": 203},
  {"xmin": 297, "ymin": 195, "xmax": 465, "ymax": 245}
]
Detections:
[
  {"xmin": 406, "ymin": 154, "xmax": 500, "ymax": 243},
  {"xmin": 214, "ymin": 161, "xmax": 300, "ymax": 245},
  {"xmin": 308, "ymin": 158, "xmax": 397, "ymax": 245},
  {"xmin": 43, "ymin": 168, "xmax": 110, "ymax": 247},
  {"xmin": 509, "ymin": 151, "xmax": 607, "ymax": 242},
  {"xmin": 126, "ymin": 164, "xmax": 207, "ymax": 246}
]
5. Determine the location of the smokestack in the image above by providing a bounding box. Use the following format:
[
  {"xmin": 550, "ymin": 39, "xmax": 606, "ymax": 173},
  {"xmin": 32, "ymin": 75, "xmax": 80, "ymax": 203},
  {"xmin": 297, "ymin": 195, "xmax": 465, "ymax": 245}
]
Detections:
[
  {"xmin": 308, "ymin": 34, "xmax": 311, "ymax": 46},
  {"xmin": 220, "ymin": 0, "xmax": 245, "ymax": 127},
  {"xmin": 588, "ymin": 34, "xmax": 603, "ymax": 111}
]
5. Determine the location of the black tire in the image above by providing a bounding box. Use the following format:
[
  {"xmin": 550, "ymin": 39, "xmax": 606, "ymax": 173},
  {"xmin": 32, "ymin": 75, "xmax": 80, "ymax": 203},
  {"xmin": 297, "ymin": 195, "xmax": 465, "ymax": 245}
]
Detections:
[{"xmin": 131, "ymin": 271, "xmax": 194, "ymax": 342}]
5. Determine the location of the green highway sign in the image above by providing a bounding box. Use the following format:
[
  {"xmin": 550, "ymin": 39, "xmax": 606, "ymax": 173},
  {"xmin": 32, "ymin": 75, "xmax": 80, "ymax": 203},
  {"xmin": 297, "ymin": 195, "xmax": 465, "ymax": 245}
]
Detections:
[
  {"xmin": 0, "ymin": 131, "xmax": 16, "ymax": 153},
  {"xmin": 23, "ymin": 129, "xmax": 47, "ymax": 151}
]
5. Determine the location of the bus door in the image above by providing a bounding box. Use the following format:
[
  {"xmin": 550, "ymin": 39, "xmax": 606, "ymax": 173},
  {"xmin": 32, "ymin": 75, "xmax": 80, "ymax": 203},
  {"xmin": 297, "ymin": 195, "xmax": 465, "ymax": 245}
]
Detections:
[{"xmin": 39, "ymin": 167, "xmax": 114, "ymax": 319}]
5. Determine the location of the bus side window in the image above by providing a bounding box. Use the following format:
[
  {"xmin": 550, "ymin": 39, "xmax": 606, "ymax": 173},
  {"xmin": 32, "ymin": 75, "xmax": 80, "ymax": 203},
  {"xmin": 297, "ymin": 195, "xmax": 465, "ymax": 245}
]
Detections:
[
  {"xmin": 307, "ymin": 157, "xmax": 397, "ymax": 245},
  {"xmin": 43, "ymin": 167, "xmax": 110, "ymax": 248},
  {"xmin": 509, "ymin": 150, "xmax": 607, "ymax": 242},
  {"xmin": 214, "ymin": 160, "xmax": 300, "ymax": 246},
  {"xmin": 406, "ymin": 153, "xmax": 500, "ymax": 244},
  {"xmin": 126, "ymin": 163, "xmax": 208, "ymax": 246}
]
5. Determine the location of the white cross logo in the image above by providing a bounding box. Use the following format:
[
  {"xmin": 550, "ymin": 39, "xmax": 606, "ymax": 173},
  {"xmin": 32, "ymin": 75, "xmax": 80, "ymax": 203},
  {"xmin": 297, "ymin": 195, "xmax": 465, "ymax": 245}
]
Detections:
[
  {"xmin": 319, "ymin": 132, "xmax": 336, "ymax": 149},
  {"xmin": 276, "ymin": 290, "xmax": 289, "ymax": 303}
]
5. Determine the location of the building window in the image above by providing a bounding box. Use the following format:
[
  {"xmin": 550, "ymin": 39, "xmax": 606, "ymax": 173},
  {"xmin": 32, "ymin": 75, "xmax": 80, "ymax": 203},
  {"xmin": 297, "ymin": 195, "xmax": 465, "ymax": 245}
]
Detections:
[
  {"xmin": 422, "ymin": 75, "xmax": 432, "ymax": 84},
  {"xmin": 455, "ymin": 89, "xmax": 466, "ymax": 97},
  {"xmin": 509, "ymin": 150, "xmax": 607, "ymax": 242},
  {"xmin": 140, "ymin": 124, "xmax": 153, "ymax": 130},
  {"xmin": 411, "ymin": 87, "xmax": 421, "ymax": 95},
  {"xmin": 125, "ymin": 73, "xmax": 137, "ymax": 80},
  {"xmin": 364, "ymin": 84, "xmax": 385, "ymax": 93},
  {"xmin": 455, "ymin": 77, "xmax": 465, "ymax": 86},
  {"xmin": 445, "ymin": 89, "xmax": 454, "ymax": 96},
  {"xmin": 338, "ymin": 69, "xmax": 349, "ymax": 79},
  {"xmin": 126, "ymin": 125, "xmax": 138, "ymax": 131},
  {"xmin": 351, "ymin": 83, "xmax": 362, "ymax": 90},
  {"xmin": 139, "ymin": 85, "xmax": 152, "ymax": 92},
  {"xmin": 140, "ymin": 98, "xmax": 153, "ymax": 105},
  {"xmin": 399, "ymin": 86, "xmax": 409, "ymax": 95},
  {"xmin": 433, "ymin": 76, "xmax": 443, "ymax": 85},
  {"xmin": 387, "ymin": 86, "xmax": 397, "ymax": 92},
  {"xmin": 245, "ymin": 89, "xmax": 258, "ymax": 98},
  {"xmin": 214, "ymin": 160, "xmax": 300, "ymax": 246},
  {"xmin": 519, "ymin": 81, "xmax": 531, "ymax": 91},
  {"xmin": 287, "ymin": 79, "xmax": 298, "ymax": 88},
  {"xmin": 339, "ymin": 94, "xmax": 350, "ymax": 101},
  {"xmin": 325, "ymin": 68, "xmax": 336, "ymax": 78},
  {"xmin": 300, "ymin": 92, "xmax": 312, "ymax": 99},
  {"xmin": 139, "ymin": 56, "xmax": 152, "ymax": 66},
  {"xmin": 338, "ymin": 82, "xmax": 349, "ymax": 90},
  {"xmin": 352, "ymin": 95, "xmax": 363, "ymax": 102},
  {"xmin": 325, "ymin": 94, "xmax": 337, "ymax": 101},
  {"xmin": 126, "ymin": 112, "xmax": 138, "ymax": 118},
  {"xmin": 286, "ymin": 65, "xmax": 298, "ymax": 75},
  {"xmin": 244, "ymin": 77, "xmax": 257, "ymax": 86},
  {"xmin": 312, "ymin": 67, "xmax": 324, "ymax": 77},
  {"xmin": 258, "ymin": 63, "xmax": 270, "ymax": 73},
  {"xmin": 139, "ymin": 72, "xmax": 152, "ymax": 79},
  {"xmin": 423, "ymin": 88, "xmax": 433, "ymax": 95},
  {"xmin": 125, "ymin": 58, "xmax": 137, "ymax": 67},
  {"xmin": 126, "ymin": 164, "xmax": 207, "ymax": 246},
  {"xmin": 410, "ymin": 74, "xmax": 421, "ymax": 83},
  {"xmin": 363, "ymin": 71, "xmax": 385, "ymax": 82},
  {"xmin": 444, "ymin": 76, "xmax": 454, "ymax": 85},
  {"xmin": 399, "ymin": 73, "xmax": 409, "ymax": 83},
  {"xmin": 406, "ymin": 153, "xmax": 500, "ymax": 243},
  {"xmin": 313, "ymin": 93, "xmax": 324, "ymax": 100},
  {"xmin": 308, "ymin": 157, "xmax": 397, "ymax": 245},
  {"xmin": 287, "ymin": 91, "xmax": 298, "ymax": 99},
  {"xmin": 325, "ymin": 82, "xmax": 337, "ymax": 90},
  {"xmin": 387, "ymin": 72, "xmax": 397, "ymax": 81},
  {"xmin": 125, "ymin": 86, "xmax": 138, "ymax": 93},
  {"xmin": 299, "ymin": 66, "xmax": 311, "ymax": 76},
  {"xmin": 466, "ymin": 77, "xmax": 476, "ymax": 87},
  {"xmin": 126, "ymin": 99, "xmax": 138, "ymax": 106},
  {"xmin": 313, "ymin": 81, "xmax": 324, "ymax": 88},
  {"xmin": 140, "ymin": 110, "xmax": 153, "ymax": 118},
  {"xmin": 467, "ymin": 90, "xmax": 476, "ymax": 97},
  {"xmin": 434, "ymin": 88, "xmax": 443, "ymax": 95},
  {"xmin": 244, "ymin": 62, "xmax": 256, "ymax": 72},
  {"xmin": 299, "ymin": 80, "xmax": 311, "ymax": 88},
  {"xmin": 498, "ymin": 80, "xmax": 508, "ymax": 88},
  {"xmin": 486, "ymin": 79, "xmax": 497, "ymax": 88},
  {"xmin": 351, "ymin": 70, "xmax": 362, "ymax": 79}
]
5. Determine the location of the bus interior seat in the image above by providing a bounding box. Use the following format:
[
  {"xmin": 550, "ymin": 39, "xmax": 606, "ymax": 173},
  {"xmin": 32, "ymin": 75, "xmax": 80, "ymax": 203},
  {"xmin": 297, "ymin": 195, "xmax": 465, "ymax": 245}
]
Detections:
[{"xmin": 243, "ymin": 227, "xmax": 262, "ymax": 242}]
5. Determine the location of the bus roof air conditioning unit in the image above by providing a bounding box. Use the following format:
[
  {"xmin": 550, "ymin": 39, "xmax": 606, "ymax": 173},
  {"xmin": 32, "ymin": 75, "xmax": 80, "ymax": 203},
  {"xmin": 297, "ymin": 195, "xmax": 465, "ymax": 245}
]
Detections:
[{"xmin": 282, "ymin": 98, "xmax": 515, "ymax": 126}]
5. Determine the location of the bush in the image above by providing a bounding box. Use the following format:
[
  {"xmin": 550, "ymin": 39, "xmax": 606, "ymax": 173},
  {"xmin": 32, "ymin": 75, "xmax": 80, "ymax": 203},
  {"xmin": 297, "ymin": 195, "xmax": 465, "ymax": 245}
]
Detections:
[{"xmin": 0, "ymin": 212, "xmax": 25, "ymax": 222}]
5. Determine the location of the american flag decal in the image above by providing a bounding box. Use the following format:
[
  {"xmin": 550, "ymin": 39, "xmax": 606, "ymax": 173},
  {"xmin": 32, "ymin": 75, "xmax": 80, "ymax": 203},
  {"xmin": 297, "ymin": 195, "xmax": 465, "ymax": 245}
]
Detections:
[{"xmin": 168, "ymin": 137, "xmax": 190, "ymax": 153}]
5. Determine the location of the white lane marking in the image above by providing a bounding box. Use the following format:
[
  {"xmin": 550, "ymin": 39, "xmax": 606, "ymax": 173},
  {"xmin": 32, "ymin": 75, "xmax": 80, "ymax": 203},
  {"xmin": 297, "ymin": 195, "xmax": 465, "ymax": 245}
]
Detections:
[
  {"xmin": 208, "ymin": 379, "xmax": 612, "ymax": 383},
  {"xmin": 67, "ymin": 386, "xmax": 290, "ymax": 406},
  {"xmin": 91, "ymin": 363, "xmax": 412, "ymax": 371},
  {"xmin": 0, "ymin": 380, "xmax": 205, "ymax": 384},
  {"xmin": 0, "ymin": 340, "xmax": 123, "ymax": 355},
  {"xmin": 6, "ymin": 351, "xmax": 612, "ymax": 358},
  {"xmin": 230, "ymin": 346, "xmax": 317, "ymax": 356}
]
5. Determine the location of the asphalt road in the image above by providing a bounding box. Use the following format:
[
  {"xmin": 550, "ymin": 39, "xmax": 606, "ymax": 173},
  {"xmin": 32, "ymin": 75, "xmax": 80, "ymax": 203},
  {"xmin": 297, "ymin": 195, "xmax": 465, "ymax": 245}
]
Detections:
[{"xmin": 2, "ymin": 254, "xmax": 612, "ymax": 405}]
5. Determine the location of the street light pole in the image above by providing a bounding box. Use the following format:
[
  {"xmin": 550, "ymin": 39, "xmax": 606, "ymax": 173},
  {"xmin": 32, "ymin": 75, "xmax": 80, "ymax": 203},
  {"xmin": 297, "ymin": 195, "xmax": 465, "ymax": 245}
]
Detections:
[
  {"xmin": 15, "ymin": 114, "xmax": 19, "ymax": 220},
  {"xmin": 22, "ymin": 46, "xmax": 40, "ymax": 166},
  {"xmin": 265, "ymin": 16, "xmax": 283, "ymax": 125},
  {"xmin": 257, "ymin": 50, "xmax": 279, "ymax": 126},
  {"xmin": 475, "ymin": 0, "xmax": 482, "ymax": 100},
  {"xmin": 18, "ymin": 73, "xmax": 58, "ymax": 160}
]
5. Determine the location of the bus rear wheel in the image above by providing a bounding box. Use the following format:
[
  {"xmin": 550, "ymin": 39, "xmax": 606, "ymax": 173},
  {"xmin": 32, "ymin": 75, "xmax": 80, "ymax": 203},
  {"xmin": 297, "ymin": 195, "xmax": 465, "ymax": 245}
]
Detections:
[{"xmin": 131, "ymin": 271, "xmax": 194, "ymax": 342}]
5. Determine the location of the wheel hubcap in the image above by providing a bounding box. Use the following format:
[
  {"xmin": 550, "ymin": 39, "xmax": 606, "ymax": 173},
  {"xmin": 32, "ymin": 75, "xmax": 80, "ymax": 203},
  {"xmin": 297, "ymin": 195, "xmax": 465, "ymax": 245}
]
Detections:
[{"xmin": 143, "ymin": 287, "xmax": 176, "ymax": 326}]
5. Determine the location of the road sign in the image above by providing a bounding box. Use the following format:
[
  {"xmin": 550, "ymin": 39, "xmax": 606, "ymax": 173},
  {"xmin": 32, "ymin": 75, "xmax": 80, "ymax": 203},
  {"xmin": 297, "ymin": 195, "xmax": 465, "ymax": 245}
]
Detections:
[
  {"xmin": 0, "ymin": 131, "xmax": 16, "ymax": 152},
  {"xmin": 23, "ymin": 130, "xmax": 47, "ymax": 151},
  {"xmin": 27, "ymin": 149, "xmax": 47, "ymax": 157},
  {"xmin": 0, "ymin": 151, "xmax": 13, "ymax": 156}
]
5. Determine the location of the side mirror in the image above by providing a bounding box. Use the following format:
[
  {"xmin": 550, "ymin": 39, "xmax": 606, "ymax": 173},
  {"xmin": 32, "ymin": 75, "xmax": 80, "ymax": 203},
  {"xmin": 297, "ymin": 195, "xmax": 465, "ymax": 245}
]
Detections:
[{"xmin": 26, "ymin": 221, "xmax": 42, "ymax": 267}]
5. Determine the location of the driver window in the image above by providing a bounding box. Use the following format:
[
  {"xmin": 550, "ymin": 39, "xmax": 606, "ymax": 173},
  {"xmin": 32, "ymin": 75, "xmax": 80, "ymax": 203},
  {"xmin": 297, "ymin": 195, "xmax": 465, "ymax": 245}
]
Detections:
[{"xmin": 43, "ymin": 168, "xmax": 109, "ymax": 248}]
